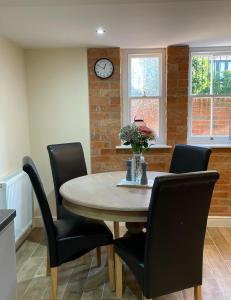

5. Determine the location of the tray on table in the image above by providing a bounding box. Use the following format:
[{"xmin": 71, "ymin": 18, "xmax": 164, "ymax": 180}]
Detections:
[{"xmin": 116, "ymin": 179, "xmax": 154, "ymax": 189}]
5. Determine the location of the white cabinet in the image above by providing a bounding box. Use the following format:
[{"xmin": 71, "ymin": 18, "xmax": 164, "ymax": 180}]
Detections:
[{"xmin": 0, "ymin": 211, "xmax": 17, "ymax": 300}]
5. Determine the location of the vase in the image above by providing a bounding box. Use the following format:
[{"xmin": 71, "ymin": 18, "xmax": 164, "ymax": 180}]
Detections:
[{"xmin": 131, "ymin": 153, "xmax": 143, "ymax": 183}]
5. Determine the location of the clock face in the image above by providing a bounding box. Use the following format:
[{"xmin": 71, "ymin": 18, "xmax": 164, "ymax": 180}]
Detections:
[{"xmin": 94, "ymin": 58, "xmax": 114, "ymax": 79}]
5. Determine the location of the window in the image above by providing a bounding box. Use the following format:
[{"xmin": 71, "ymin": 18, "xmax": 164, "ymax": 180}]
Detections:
[
  {"xmin": 122, "ymin": 49, "xmax": 166, "ymax": 144},
  {"xmin": 189, "ymin": 49, "xmax": 231, "ymax": 144}
]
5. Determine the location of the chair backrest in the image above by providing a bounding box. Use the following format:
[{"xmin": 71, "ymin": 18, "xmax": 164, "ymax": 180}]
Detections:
[
  {"xmin": 144, "ymin": 171, "xmax": 219, "ymax": 298},
  {"xmin": 22, "ymin": 156, "xmax": 57, "ymax": 265},
  {"xmin": 47, "ymin": 142, "xmax": 87, "ymax": 215},
  {"xmin": 169, "ymin": 144, "xmax": 211, "ymax": 173}
]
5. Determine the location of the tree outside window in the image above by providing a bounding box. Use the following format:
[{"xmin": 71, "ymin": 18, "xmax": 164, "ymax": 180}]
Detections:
[{"xmin": 189, "ymin": 52, "xmax": 231, "ymax": 143}]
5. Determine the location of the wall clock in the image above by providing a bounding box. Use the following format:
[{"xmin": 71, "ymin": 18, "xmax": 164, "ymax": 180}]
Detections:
[{"xmin": 94, "ymin": 58, "xmax": 114, "ymax": 79}]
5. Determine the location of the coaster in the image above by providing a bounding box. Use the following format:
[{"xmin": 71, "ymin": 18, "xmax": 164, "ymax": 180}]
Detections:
[{"xmin": 116, "ymin": 179, "xmax": 154, "ymax": 189}]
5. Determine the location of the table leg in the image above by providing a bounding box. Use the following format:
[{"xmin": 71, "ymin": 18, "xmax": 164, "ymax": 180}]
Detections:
[
  {"xmin": 83, "ymin": 221, "xmax": 144, "ymax": 291},
  {"xmin": 107, "ymin": 245, "xmax": 115, "ymax": 291},
  {"xmin": 125, "ymin": 222, "xmax": 145, "ymax": 236},
  {"xmin": 114, "ymin": 221, "xmax": 120, "ymax": 238},
  {"xmin": 83, "ymin": 245, "xmax": 116, "ymax": 291}
]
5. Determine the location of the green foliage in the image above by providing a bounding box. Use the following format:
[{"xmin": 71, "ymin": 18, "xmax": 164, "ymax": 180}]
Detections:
[
  {"xmin": 192, "ymin": 56, "xmax": 231, "ymax": 95},
  {"xmin": 192, "ymin": 56, "xmax": 211, "ymax": 95},
  {"xmin": 119, "ymin": 124, "xmax": 155, "ymax": 154},
  {"xmin": 213, "ymin": 70, "xmax": 231, "ymax": 95}
]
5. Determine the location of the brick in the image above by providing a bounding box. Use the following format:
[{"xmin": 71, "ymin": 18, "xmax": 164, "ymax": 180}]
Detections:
[
  {"xmin": 179, "ymin": 63, "xmax": 189, "ymax": 72},
  {"xmin": 110, "ymin": 97, "xmax": 120, "ymax": 105},
  {"xmin": 88, "ymin": 46, "xmax": 231, "ymax": 217},
  {"xmin": 90, "ymin": 97, "xmax": 109, "ymax": 105}
]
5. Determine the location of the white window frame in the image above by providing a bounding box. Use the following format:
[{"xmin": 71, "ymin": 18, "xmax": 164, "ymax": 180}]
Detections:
[
  {"xmin": 121, "ymin": 48, "xmax": 166, "ymax": 145},
  {"xmin": 188, "ymin": 47, "xmax": 231, "ymax": 145}
]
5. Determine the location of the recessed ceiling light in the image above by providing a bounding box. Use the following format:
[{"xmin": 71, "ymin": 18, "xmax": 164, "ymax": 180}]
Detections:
[{"xmin": 96, "ymin": 28, "xmax": 106, "ymax": 35}]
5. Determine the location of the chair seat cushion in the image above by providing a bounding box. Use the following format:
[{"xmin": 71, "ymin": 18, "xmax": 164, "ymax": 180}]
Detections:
[
  {"xmin": 55, "ymin": 217, "xmax": 112, "ymax": 240},
  {"xmin": 54, "ymin": 217, "xmax": 113, "ymax": 265},
  {"xmin": 114, "ymin": 232, "xmax": 146, "ymax": 289}
]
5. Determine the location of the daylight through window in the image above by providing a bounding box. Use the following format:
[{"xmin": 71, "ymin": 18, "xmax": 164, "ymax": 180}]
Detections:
[
  {"xmin": 122, "ymin": 49, "xmax": 165, "ymax": 144},
  {"xmin": 189, "ymin": 50, "xmax": 231, "ymax": 144}
]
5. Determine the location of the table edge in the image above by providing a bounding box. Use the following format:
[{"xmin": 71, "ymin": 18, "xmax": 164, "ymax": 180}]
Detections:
[{"xmin": 63, "ymin": 199, "xmax": 148, "ymax": 222}]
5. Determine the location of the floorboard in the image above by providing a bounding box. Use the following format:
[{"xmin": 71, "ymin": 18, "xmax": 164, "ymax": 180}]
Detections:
[{"xmin": 16, "ymin": 227, "xmax": 231, "ymax": 299}]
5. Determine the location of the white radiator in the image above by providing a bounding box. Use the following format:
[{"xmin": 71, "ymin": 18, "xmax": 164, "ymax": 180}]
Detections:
[{"xmin": 0, "ymin": 171, "xmax": 33, "ymax": 242}]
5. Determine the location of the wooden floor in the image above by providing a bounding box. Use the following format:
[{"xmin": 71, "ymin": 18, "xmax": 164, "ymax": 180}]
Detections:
[{"xmin": 16, "ymin": 227, "xmax": 231, "ymax": 300}]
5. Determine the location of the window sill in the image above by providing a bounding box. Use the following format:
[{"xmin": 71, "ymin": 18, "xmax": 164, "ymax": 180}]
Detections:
[
  {"xmin": 188, "ymin": 143, "xmax": 231, "ymax": 149},
  {"xmin": 116, "ymin": 144, "xmax": 172, "ymax": 150}
]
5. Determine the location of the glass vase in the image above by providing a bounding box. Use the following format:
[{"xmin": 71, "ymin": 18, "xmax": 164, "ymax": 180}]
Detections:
[{"xmin": 132, "ymin": 153, "xmax": 143, "ymax": 183}]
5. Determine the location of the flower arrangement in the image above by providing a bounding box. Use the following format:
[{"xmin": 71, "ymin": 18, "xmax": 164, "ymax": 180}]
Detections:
[{"xmin": 119, "ymin": 124, "xmax": 155, "ymax": 154}]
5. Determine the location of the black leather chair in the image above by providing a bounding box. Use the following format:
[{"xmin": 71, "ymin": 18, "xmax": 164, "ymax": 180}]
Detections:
[
  {"xmin": 47, "ymin": 142, "xmax": 102, "ymax": 266},
  {"xmin": 169, "ymin": 144, "xmax": 211, "ymax": 173},
  {"xmin": 23, "ymin": 156, "xmax": 114, "ymax": 300},
  {"xmin": 47, "ymin": 142, "xmax": 88, "ymax": 219},
  {"xmin": 114, "ymin": 171, "xmax": 219, "ymax": 300}
]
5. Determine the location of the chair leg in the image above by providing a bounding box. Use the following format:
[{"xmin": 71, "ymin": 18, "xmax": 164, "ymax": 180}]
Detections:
[
  {"xmin": 142, "ymin": 295, "xmax": 152, "ymax": 300},
  {"xmin": 115, "ymin": 253, "xmax": 123, "ymax": 299},
  {"xmin": 46, "ymin": 247, "xmax": 51, "ymax": 276},
  {"xmin": 96, "ymin": 247, "xmax": 101, "ymax": 267},
  {"xmin": 194, "ymin": 285, "xmax": 202, "ymax": 300},
  {"xmin": 142, "ymin": 293, "xmax": 152, "ymax": 300},
  {"xmin": 50, "ymin": 267, "xmax": 58, "ymax": 300},
  {"xmin": 107, "ymin": 245, "xmax": 115, "ymax": 291}
]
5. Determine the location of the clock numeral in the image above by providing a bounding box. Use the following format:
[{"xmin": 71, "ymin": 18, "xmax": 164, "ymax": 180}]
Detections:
[{"xmin": 94, "ymin": 58, "xmax": 114, "ymax": 79}]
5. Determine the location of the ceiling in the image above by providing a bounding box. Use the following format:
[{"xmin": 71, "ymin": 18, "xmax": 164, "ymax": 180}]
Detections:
[{"xmin": 0, "ymin": 0, "xmax": 230, "ymax": 48}]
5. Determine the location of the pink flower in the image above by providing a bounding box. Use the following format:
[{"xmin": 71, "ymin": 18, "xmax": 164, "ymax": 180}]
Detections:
[{"xmin": 139, "ymin": 125, "xmax": 154, "ymax": 138}]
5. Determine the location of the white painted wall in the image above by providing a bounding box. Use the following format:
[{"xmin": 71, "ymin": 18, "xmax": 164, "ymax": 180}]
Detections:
[
  {"xmin": 25, "ymin": 48, "xmax": 90, "ymax": 216},
  {"xmin": 0, "ymin": 38, "xmax": 30, "ymax": 178}
]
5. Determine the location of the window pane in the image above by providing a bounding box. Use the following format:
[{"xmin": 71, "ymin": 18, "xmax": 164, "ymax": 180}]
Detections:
[
  {"xmin": 191, "ymin": 97, "xmax": 211, "ymax": 136},
  {"xmin": 129, "ymin": 56, "xmax": 160, "ymax": 97},
  {"xmin": 130, "ymin": 98, "xmax": 159, "ymax": 137},
  {"xmin": 213, "ymin": 97, "xmax": 231, "ymax": 136},
  {"xmin": 192, "ymin": 55, "xmax": 212, "ymax": 95},
  {"xmin": 213, "ymin": 55, "xmax": 231, "ymax": 96},
  {"xmin": 228, "ymin": 62, "xmax": 231, "ymax": 71}
]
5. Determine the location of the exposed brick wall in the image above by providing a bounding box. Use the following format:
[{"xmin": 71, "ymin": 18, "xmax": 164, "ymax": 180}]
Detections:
[
  {"xmin": 209, "ymin": 150, "xmax": 231, "ymax": 215},
  {"xmin": 192, "ymin": 97, "xmax": 231, "ymax": 136},
  {"xmin": 88, "ymin": 46, "xmax": 231, "ymax": 216},
  {"xmin": 88, "ymin": 48, "xmax": 171, "ymax": 174},
  {"xmin": 88, "ymin": 48, "xmax": 122, "ymax": 172},
  {"xmin": 167, "ymin": 45, "xmax": 189, "ymax": 145}
]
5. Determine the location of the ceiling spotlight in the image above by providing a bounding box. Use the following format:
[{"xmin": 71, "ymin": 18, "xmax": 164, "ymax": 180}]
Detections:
[{"xmin": 96, "ymin": 28, "xmax": 106, "ymax": 35}]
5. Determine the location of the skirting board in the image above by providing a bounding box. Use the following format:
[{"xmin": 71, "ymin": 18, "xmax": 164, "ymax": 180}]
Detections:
[
  {"xmin": 15, "ymin": 225, "xmax": 32, "ymax": 250},
  {"xmin": 207, "ymin": 216, "xmax": 231, "ymax": 227},
  {"xmin": 34, "ymin": 216, "xmax": 231, "ymax": 228},
  {"xmin": 33, "ymin": 216, "xmax": 57, "ymax": 228}
]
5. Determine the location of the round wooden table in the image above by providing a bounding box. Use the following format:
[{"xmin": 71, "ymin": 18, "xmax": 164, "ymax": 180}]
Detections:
[
  {"xmin": 60, "ymin": 171, "xmax": 170, "ymax": 291},
  {"xmin": 60, "ymin": 171, "xmax": 170, "ymax": 235}
]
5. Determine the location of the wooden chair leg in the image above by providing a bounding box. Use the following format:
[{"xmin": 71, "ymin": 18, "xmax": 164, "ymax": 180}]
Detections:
[
  {"xmin": 96, "ymin": 247, "xmax": 101, "ymax": 267},
  {"xmin": 107, "ymin": 245, "xmax": 115, "ymax": 291},
  {"xmin": 46, "ymin": 247, "xmax": 51, "ymax": 276},
  {"xmin": 115, "ymin": 253, "xmax": 123, "ymax": 299},
  {"xmin": 194, "ymin": 285, "xmax": 202, "ymax": 300},
  {"xmin": 142, "ymin": 295, "xmax": 152, "ymax": 300},
  {"xmin": 50, "ymin": 267, "xmax": 58, "ymax": 300}
]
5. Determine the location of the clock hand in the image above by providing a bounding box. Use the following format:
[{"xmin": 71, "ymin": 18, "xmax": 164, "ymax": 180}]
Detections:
[{"xmin": 104, "ymin": 62, "xmax": 107, "ymax": 69}]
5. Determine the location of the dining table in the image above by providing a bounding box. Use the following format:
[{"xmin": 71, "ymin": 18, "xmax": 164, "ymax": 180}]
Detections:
[{"xmin": 60, "ymin": 170, "xmax": 171, "ymax": 290}]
